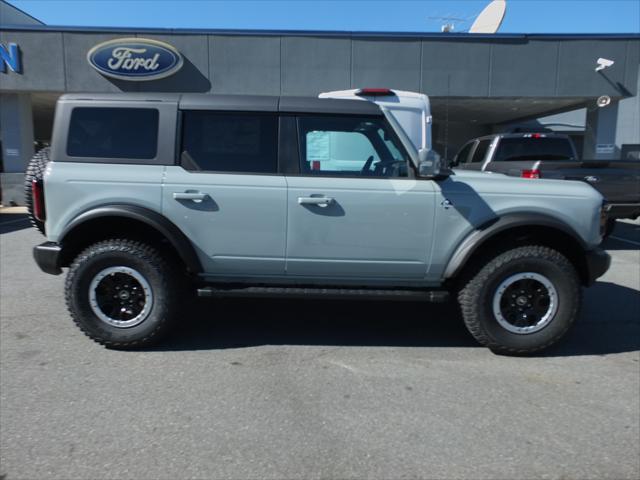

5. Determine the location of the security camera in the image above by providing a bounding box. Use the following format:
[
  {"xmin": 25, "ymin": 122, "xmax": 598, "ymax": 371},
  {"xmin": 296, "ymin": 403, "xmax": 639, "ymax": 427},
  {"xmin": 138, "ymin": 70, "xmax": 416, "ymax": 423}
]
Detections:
[{"xmin": 595, "ymin": 58, "xmax": 614, "ymax": 72}]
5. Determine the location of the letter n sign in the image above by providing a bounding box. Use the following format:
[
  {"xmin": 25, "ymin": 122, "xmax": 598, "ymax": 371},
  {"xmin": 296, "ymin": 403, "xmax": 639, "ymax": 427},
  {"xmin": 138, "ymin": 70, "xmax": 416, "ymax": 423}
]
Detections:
[{"xmin": 0, "ymin": 43, "xmax": 21, "ymax": 73}]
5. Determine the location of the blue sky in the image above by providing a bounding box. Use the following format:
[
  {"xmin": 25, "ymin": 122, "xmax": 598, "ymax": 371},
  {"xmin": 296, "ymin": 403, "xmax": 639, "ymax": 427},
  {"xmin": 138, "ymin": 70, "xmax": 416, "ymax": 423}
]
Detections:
[{"xmin": 7, "ymin": 0, "xmax": 640, "ymax": 33}]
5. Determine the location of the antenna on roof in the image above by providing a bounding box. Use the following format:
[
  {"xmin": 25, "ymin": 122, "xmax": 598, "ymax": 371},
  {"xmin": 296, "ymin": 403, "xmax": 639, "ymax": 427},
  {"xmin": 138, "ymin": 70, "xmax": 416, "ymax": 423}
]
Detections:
[
  {"xmin": 469, "ymin": 0, "xmax": 507, "ymax": 34},
  {"xmin": 427, "ymin": 15, "xmax": 471, "ymax": 33}
]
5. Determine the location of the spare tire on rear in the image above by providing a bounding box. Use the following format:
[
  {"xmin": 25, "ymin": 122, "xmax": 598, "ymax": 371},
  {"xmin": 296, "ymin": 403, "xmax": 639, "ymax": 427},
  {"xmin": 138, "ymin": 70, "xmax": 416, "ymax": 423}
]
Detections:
[{"xmin": 24, "ymin": 147, "xmax": 50, "ymax": 235}]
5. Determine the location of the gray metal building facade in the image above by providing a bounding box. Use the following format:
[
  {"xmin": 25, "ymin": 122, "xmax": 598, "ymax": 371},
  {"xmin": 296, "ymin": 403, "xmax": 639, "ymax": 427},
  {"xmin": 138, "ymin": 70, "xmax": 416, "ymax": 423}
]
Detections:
[{"xmin": 1, "ymin": 15, "xmax": 639, "ymax": 204}]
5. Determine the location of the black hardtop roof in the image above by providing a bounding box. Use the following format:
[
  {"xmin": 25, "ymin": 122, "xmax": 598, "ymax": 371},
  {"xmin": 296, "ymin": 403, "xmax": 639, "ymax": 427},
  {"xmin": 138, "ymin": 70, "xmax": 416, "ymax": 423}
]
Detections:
[{"xmin": 58, "ymin": 93, "xmax": 382, "ymax": 116}]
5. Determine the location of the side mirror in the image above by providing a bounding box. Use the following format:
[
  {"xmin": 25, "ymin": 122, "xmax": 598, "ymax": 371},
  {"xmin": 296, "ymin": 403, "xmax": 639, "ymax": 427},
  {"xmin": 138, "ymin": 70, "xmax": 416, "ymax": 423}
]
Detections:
[{"xmin": 418, "ymin": 149, "xmax": 443, "ymax": 177}]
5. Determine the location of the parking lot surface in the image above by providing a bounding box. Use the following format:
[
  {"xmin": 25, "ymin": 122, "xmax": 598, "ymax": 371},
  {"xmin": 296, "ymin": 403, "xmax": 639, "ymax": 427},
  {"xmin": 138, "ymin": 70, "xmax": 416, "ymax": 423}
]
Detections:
[{"xmin": 1, "ymin": 214, "xmax": 639, "ymax": 480}]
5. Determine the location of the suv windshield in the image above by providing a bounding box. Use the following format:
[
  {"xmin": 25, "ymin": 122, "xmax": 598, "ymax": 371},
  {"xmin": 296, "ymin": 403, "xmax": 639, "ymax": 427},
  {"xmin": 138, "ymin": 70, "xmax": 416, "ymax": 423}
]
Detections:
[{"xmin": 494, "ymin": 138, "xmax": 575, "ymax": 162}]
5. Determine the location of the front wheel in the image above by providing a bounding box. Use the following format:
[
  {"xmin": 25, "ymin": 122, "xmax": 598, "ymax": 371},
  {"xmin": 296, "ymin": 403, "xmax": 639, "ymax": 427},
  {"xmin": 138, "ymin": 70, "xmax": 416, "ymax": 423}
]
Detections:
[
  {"xmin": 458, "ymin": 245, "xmax": 581, "ymax": 355},
  {"xmin": 65, "ymin": 239, "xmax": 180, "ymax": 349}
]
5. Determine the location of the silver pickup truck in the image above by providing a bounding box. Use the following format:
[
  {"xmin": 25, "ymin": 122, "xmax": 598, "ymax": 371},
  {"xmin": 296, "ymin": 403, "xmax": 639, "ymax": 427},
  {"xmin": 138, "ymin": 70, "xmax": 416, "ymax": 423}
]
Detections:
[
  {"xmin": 452, "ymin": 132, "xmax": 640, "ymax": 236},
  {"xmin": 28, "ymin": 90, "xmax": 610, "ymax": 354}
]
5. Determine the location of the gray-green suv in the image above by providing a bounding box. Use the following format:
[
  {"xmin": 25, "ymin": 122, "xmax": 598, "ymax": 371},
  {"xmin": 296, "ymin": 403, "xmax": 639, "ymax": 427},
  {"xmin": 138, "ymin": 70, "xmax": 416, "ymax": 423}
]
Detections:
[{"xmin": 28, "ymin": 90, "xmax": 610, "ymax": 354}]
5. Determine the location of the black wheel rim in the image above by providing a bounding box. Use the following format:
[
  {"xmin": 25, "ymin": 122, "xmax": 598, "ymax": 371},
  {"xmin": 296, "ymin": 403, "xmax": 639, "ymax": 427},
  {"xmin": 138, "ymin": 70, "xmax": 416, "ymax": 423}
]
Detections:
[
  {"xmin": 492, "ymin": 272, "xmax": 558, "ymax": 334},
  {"xmin": 88, "ymin": 266, "xmax": 153, "ymax": 328}
]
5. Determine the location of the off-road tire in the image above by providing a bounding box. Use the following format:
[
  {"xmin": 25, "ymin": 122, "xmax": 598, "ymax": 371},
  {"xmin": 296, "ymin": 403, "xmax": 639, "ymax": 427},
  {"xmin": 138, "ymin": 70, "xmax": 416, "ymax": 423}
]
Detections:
[
  {"xmin": 24, "ymin": 147, "xmax": 50, "ymax": 235},
  {"xmin": 458, "ymin": 245, "xmax": 581, "ymax": 355},
  {"xmin": 65, "ymin": 239, "xmax": 180, "ymax": 349}
]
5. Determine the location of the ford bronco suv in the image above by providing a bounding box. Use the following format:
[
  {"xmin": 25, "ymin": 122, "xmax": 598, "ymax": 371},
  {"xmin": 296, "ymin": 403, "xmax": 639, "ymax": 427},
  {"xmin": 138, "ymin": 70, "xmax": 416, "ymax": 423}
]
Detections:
[{"xmin": 27, "ymin": 89, "xmax": 610, "ymax": 354}]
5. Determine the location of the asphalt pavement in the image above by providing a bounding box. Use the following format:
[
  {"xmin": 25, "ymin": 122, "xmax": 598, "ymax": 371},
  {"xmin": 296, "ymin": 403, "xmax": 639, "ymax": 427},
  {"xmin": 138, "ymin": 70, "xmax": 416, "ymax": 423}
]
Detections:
[{"xmin": 1, "ymin": 213, "xmax": 638, "ymax": 480}]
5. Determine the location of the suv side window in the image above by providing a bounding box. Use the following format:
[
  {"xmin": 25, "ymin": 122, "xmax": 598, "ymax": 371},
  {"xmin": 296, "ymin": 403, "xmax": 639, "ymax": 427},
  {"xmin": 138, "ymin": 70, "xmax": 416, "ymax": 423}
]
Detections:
[
  {"xmin": 297, "ymin": 116, "xmax": 409, "ymax": 177},
  {"xmin": 471, "ymin": 139, "xmax": 491, "ymax": 163},
  {"xmin": 67, "ymin": 107, "xmax": 159, "ymax": 159},
  {"xmin": 180, "ymin": 111, "xmax": 278, "ymax": 174}
]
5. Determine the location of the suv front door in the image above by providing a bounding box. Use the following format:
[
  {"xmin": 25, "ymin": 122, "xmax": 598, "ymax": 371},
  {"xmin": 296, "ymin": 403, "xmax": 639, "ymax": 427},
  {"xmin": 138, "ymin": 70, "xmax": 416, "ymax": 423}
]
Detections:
[
  {"xmin": 285, "ymin": 115, "xmax": 436, "ymax": 281},
  {"xmin": 162, "ymin": 111, "xmax": 287, "ymax": 277}
]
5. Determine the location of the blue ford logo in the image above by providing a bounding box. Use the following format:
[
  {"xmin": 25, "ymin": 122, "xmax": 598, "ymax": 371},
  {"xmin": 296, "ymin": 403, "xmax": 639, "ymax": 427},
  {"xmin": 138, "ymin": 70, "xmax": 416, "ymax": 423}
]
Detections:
[{"xmin": 87, "ymin": 38, "xmax": 183, "ymax": 81}]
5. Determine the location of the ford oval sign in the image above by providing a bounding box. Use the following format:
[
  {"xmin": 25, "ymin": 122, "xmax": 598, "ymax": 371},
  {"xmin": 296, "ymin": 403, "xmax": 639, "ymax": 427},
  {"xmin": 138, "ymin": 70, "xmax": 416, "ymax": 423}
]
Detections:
[{"xmin": 87, "ymin": 38, "xmax": 183, "ymax": 81}]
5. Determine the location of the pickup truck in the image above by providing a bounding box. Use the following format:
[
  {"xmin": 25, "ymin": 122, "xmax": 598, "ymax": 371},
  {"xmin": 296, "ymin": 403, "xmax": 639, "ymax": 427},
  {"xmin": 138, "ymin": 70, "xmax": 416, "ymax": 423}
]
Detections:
[
  {"xmin": 26, "ymin": 90, "xmax": 610, "ymax": 354},
  {"xmin": 452, "ymin": 133, "xmax": 640, "ymax": 235}
]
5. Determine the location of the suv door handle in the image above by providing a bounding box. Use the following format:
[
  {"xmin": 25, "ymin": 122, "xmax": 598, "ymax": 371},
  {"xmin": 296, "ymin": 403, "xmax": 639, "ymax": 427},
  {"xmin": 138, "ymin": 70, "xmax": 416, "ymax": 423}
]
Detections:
[
  {"xmin": 298, "ymin": 196, "xmax": 334, "ymax": 207},
  {"xmin": 173, "ymin": 192, "xmax": 208, "ymax": 201}
]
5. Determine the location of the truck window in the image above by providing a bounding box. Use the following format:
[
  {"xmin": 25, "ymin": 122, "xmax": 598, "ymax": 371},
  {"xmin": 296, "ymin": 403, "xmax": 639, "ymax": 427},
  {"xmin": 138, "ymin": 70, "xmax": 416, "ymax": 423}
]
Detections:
[
  {"xmin": 297, "ymin": 116, "xmax": 409, "ymax": 177},
  {"xmin": 180, "ymin": 111, "xmax": 278, "ymax": 173},
  {"xmin": 456, "ymin": 142, "xmax": 474, "ymax": 164},
  {"xmin": 493, "ymin": 138, "xmax": 575, "ymax": 162},
  {"xmin": 471, "ymin": 139, "xmax": 491, "ymax": 163},
  {"xmin": 67, "ymin": 108, "xmax": 158, "ymax": 159}
]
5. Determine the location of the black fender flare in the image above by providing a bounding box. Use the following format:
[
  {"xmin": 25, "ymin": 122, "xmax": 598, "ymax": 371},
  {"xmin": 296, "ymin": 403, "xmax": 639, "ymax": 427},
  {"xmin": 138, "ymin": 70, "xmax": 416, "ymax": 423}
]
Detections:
[
  {"xmin": 60, "ymin": 204, "xmax": 203, "ymax": 274},
  {"xmin": 443, "ymin": 212, "xmax": 588, "ymax": 280}
]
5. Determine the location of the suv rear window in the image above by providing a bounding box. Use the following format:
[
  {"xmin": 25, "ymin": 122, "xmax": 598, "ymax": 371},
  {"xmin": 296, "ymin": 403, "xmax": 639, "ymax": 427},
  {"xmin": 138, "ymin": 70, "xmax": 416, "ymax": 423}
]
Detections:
[
  {"xmin": 67, "ymin": 108, "xmax": 158, "ymax": 159},
  {"xmin": 180, "ymin": 111, "xmax": 278, "ymax": 173},
  {"xmin": 493, "ymin": 138, "xmax": 575, "ymax": 161}
]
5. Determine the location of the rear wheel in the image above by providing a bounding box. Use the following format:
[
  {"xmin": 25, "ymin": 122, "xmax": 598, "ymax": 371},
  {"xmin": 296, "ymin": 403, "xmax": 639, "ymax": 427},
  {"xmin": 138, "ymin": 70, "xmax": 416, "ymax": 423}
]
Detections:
[
  {"xmin": 65, "ymin": 239, "xmax": 180, "ymax": 349},
  {"xmin": 24, "ymin": 147, "xmax": 50, "ymax": 235},
  {"xmin": 458, "ymin": 245, "xmax": 581, "ymax": 354}
]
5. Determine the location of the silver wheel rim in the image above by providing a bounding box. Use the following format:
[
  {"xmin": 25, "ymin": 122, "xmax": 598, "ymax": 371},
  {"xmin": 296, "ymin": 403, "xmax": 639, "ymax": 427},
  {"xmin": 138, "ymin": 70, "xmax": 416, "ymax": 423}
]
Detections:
[
  {"xmin": 492, "ymin": 272, "xmax": 558, "ymax": 335},
  {"xmin": 88, "ymin": 266, "xmax": 153, "ymax": 328}
]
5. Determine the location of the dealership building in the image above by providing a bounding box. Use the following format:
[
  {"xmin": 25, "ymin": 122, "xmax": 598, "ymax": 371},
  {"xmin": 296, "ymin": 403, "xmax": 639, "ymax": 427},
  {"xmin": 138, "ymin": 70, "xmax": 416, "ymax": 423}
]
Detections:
[{"xmin": 1, "ymin": 0, "xmax": 639, "ymax": 205}]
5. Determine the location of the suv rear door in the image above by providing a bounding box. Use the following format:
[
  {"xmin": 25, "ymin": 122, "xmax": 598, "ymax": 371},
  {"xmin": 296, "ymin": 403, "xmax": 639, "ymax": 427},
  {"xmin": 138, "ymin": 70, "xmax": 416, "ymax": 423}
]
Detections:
[
  {"xmin": 162, "ymin": 109, "xmax": 287, "ymax": 277},
  {"xmin": 284, "ymin": 114, "xmax": 436, "ymax": 280}
]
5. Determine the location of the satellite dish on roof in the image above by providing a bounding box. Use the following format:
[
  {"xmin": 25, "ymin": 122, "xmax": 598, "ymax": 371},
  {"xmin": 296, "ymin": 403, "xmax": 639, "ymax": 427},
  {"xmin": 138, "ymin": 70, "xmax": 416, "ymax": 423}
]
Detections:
[{"xmin": 469, "ymin": 0, "xmax": 507, "ymax": 33}]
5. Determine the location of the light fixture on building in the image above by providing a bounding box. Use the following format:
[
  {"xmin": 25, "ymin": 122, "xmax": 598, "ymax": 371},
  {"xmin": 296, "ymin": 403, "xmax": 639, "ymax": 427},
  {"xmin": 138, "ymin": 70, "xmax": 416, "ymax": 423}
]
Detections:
[{"xmin": 595, "ymin": 58, "xmax": 614, "ymax": 72}]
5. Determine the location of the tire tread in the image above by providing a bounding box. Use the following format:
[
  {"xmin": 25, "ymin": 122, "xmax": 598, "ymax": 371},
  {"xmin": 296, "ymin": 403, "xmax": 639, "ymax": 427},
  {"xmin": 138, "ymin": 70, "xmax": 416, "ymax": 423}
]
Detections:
[
  {"xmin": 24, "ymin": 147, "xmax": 50, "ymax": 235},
  {"xmin": 458, "ymin": 245, "xmax": 581, "ymax": 354},
  {"xmin": 65, "ymin": 238, "xmax": 178, "ymax": 349}
]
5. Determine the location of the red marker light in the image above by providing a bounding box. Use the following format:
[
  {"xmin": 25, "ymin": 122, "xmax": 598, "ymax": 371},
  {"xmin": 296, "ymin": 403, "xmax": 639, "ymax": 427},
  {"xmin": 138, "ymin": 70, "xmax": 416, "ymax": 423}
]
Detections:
[
  {"xmin": 356, "ymin": 88, "xmax": 394, "ymax": 96},
  {"xmin": 32, "ymin": 179, "xmax": 46, "ymax": 221},
  {"xmin": 531, "ymin": 133, "xmax": 543, "ymax": 139},
  {"xmin": 521, "ymin": 169, "xmax": 541, "ymax": 179}
]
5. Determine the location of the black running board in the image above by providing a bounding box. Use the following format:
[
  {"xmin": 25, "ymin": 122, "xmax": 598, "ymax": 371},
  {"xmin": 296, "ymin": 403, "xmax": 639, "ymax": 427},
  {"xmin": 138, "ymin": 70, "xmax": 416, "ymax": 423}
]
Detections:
[{"xmin": 197, "ymin": 286, "xmax": 449, "ymax": 302}]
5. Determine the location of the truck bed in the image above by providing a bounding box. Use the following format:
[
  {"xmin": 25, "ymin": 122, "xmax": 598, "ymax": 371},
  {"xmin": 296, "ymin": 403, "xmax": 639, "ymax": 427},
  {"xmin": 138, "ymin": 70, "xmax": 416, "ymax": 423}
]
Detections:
[{"xmin": 492, "ymin": 159, "xmax": 640, "ymax": 205}]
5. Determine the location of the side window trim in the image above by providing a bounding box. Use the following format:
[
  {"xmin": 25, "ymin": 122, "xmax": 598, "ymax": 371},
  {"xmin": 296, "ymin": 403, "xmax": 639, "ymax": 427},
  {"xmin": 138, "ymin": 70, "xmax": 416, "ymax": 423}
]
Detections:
[
  {"xmin": 484, "ymin": 138, "xmax": 498, "ymax": 165},
  {"xmin": 465, "ymin": 141, "xmax": 478, "ymax": 164},
  {"xmin": 66, "ymin": 106, "xmax": 160, "ymax": 161},
  {"xmin": 278, "ymin": 115, "xmax": 300, "ymax": 175},
  {"xmin": 52, "ymin": 100, "xmax": 177, "ymax": 166},
  {"xmin": 471, "ymin": 139, "xmax": 491, "ymax": 163},
  {"xmin": 458, "ymin": 141, "xmax": 475, "ymax": 164}
]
